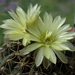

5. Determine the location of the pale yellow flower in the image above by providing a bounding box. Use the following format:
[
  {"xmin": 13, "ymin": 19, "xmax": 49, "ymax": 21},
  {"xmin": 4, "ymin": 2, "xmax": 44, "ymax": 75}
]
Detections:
[
  {"xmin": 20, "ymin": 12, "xmax": 75, "ymax": 66},
  {"xmin": 0, "ymin": 6, "xmax": 29, "ymax": 46},
  {"xmin": 0, "ymin": 4, "xmax": 41, "ymax": 46}
]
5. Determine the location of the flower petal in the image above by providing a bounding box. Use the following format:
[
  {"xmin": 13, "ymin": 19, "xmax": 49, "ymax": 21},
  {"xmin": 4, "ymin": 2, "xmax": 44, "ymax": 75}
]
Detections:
[
  {"xmin": 8, "ymin": 7, "xmax": 26, "ymax": 27},
  {"xmin": 44, "ymin": 47, "xmax": 51, "ymax": 59},
  {"xmin": 28, "ymin": 24, "xmax": 41, "ymax": 38},
  {"xmin": 59, "ymin": 36, "xmax": 73, "ymax": 40},
  {"xmin": 57, "ymin": 18, "xmax": 66, "ymax": 29},
  {"xmin": 51, "ymin": 43, "xmax": 63, "ymax": 51},
  {"xmin": 30, "ymin": 34, "xmax": 40, "ymax": 42},
  {"xmin": 0, "ymin": 19, "xmax": 25, "ymax": 31},
  {"xmin": 51, "ymin": 43, "xmax": 70, "ymax": 51},
  {"xmin": 44, "ymin": 12, "xmax": 53, "ymax": 30},
  {"xmin": 64, "ymin": 42, "xmax": 75, "ymax": 51},
  {"xmin": 22, "ymin": 38, "xmax": 27, "ymax": 46},
  {"xmin": 4, "ymin": 30, "xmax": 23, "ymax": 34},
  {"xmin": 37, "ymin": 17, "xmax": 45, "ymax": 33},
  {"xmin": 8, "ymin": 10, "xmax": 22, "ymax": 25},
  {"xmin": 54, "ymin": 50, "xmax": 68, "ymax": 63},
  {"xmin": 51, "ymin": 16, "xmax": 61, "ymax": 30},
  {"xmin": 35, "ymin": 47, "xmax": 44, "ymax": 67},
  {"xmin": 56, "ymin": 24, "xmax": 71, "ymax": 35},
  {"xmin": 4, "ymin": 31, "xmax": 24, "ymax": 40},
  {"xmin": 27, "ymin": 4, "xmax": 40, "ymax": 25},
  {"xmin": 20, "ymin": 43, "xmax": 43, "ymax": 55},
  {"xmin": 49, "ymin": 48, "xmax": 56, "ymax": 64},
  {"xmin": 60, "ymin": 32, "xmax": 75, "ymax": 37},
  {"xmin": 52, "ymin": 17, "xmax": 66, "ymax": 31},
  {"xmin": 43, "ymin": 57, "xmax": 51, "ymax": 69}
]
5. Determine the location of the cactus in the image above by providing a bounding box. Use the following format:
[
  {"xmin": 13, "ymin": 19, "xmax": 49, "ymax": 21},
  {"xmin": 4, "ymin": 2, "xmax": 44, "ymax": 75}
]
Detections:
[
  {"xmin": 0, "ymin": 40, "xmax": 75, "ymax": 75},
  {"xmin": 1, "ymin": 41, "xmax": 37, "ymax": 75},
  {"xmin": 0, "ymin": 40, "xmax": 35, "ymax": 75},
  {"xmin": 0, "ymin": 4, "xmax": 75, "ymax": 75}
]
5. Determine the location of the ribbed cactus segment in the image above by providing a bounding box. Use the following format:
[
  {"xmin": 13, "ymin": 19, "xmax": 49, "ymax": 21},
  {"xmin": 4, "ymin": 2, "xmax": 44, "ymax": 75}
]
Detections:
[{"xmin": 0, "ymin": 41, "xmax": 35, "ymax": 75}]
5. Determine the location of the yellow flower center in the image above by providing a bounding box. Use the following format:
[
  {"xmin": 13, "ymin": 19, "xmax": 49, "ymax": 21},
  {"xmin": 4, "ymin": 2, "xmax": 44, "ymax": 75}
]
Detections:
[{"xmin": 41, "ymin": 31, "xmax": 55, "ymax": 46}]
